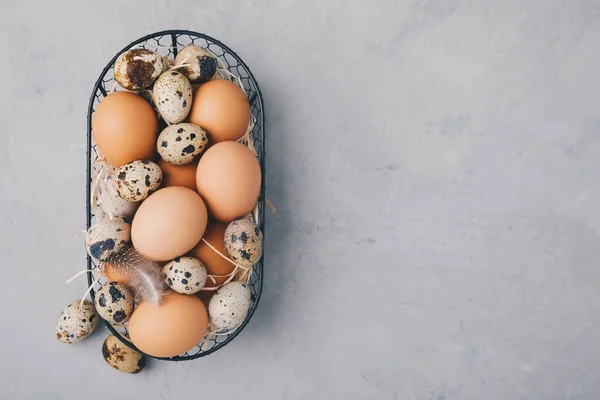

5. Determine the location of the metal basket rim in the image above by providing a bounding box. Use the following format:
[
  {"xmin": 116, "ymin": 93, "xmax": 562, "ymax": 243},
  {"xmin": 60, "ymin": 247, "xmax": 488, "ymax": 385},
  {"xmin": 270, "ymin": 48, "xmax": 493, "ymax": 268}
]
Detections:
[{"xmin": 85, "ymin": 29, "xmax": 266, "ymax": 361}]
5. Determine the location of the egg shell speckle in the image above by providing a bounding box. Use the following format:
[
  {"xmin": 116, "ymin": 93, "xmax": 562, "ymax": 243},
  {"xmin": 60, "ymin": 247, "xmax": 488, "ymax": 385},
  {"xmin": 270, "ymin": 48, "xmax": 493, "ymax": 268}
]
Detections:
[
  {"xmin": 114, "ymin": 49, "xmax": 166, "ymax": 90},
  {"xmin": 163, "ymin": 256, "xmax": 207, "ymax": 294},
  {"xmin": 56, "ymin": 300, "xmax": 99, "ymax": 343},
  {"xmin": 98, "ymin": 174, "xmax": 139, "ymax": 218},
  {"xmin": 157, "ymin": 123, "xmax": 208, "ymax": 165},
  {"xmin": 208, "ymin": 281, "xmax": 251, "ymax": 330},
  {"xmin": 174, "ymin": 46, "xmax": 218, "ymax": 83},
  {"xmin": 102, "ymin": 334, "xmax": 147, "ymax": 374},
  {"xmin": 86, "ymin": 216, "xmax": 131, "ymax": 261},
  {"xmin": 115, "ymin": 160, "xmax": 162, "ymax": 202},
  {"xmin": 153, "ymin": 70, "xmax": 193, "ymax": 124},
  {"xmin": 224, "ymin": 218, "xmax": 263, "ymax": 267},
  {"xmin": 94, "ymin": 282, "xmax": 134, "ymax": 324}
]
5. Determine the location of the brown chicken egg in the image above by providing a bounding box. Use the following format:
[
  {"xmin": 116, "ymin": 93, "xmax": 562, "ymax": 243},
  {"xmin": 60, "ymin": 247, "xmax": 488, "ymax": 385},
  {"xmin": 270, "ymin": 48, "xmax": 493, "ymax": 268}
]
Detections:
[
  {"xmin": 188, "ymin": 220, "xmax": 235, "ymax": 287},
  {"xmin": 158, "ymin": 158, "xmax": 198, "ymax": 191},
  {"xmin": 196, "ymin": 142, "xmax": 261, "ymax": 222},
  {"xmin": 188, "ymin": 79, "xmax": 250, "ymax": 143},
  {"xmin": 91, "ymin": 92, "xmax": 158, "ymax": 167},
  {"xmin": 128, "ymin": 292, "xmax": 208, "ymax": 358},
  {"xmin": 131, "ymin": 187, "xmax": 208, "ymax": 261}
]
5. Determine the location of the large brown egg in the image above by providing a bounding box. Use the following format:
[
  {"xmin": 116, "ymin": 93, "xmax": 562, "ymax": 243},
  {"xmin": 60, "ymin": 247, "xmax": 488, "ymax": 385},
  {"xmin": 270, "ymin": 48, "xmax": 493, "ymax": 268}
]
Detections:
[
  {"xmin": 128, "ymin": 292, "xmax": 208, "ymax": 358},
  {"xmin": 188, "ymin": 80, "xmax": 250, "ymax": 143},
  {"xmin": 132, "ymin": 187, "xmax": 208, "ymax": 261},
  {"xmin": 196, "ymin": 142, "xmax": 261, "ymax": 222},
  {"xmin": 91, "ymin": 92, "xmax": 158, "ymax": 167},
  {"xmin": 188, "ymin": 220, "xmax": 235, "ymax": 287},
  {"xmin": 158, "ymin": 158, "xmax": 198, "ymax": 191}
]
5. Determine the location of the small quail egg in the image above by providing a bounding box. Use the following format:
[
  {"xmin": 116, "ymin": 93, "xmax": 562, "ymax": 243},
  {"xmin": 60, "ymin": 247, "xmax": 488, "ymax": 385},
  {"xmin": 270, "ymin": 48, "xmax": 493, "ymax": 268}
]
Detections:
[
  {"xmin": 56, "ymin": 300, "xmax": 99, "ymax": 343},
  {"xmin": 153, "ymin": 70, "xmax": 193, "ymax": 123},
  {"xmin": 174, "ymin": 46, "xmax": 218, "ymax": 83},
  {"xmin": 86, "ymin": 216, "xmax": 131, "ymax": 261},
  {"xmin": 94, "ymin": 282, "xmax": 134, "ymax": 324},
  {"xmin": 162, "ymin": 256, "xmax": 207, "ymax": 294},
  {"xmin": 157, "ymin": 123, "xmax": 208, "ymax": 165},
  {"xmin": 208, "ymin": 281, "xmax": 251, "ymax": 330},
  {"xmin": 102, "ymin": 334, "xmax": 147, "ymax": 374},
  {"xmin": 98, "ymin": 175, "xmax": 139, "ymax": 218},
  {"xmin": 114, "ymin": 49, "xmax": 166, "ymax": 90},
  {"xmin": 115, "ymin": 160, "xmax": 162, "ymax": 202},
  {"xmin": 224, "ymin": 218, "xmax": 263, "ymax": 267}
]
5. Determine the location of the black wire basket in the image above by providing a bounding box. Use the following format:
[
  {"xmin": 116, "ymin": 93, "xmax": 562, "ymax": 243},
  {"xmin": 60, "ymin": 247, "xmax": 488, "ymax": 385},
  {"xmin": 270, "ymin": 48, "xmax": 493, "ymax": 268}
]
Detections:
[{"xmin": 86, "ymin": 30, "xmax": 265, "ymax": 361}]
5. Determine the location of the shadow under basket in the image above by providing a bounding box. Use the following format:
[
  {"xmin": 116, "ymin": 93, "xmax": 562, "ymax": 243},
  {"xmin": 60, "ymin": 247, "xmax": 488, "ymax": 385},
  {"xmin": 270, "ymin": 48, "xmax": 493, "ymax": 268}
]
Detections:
[{"xmin": 86, "ymin": 30, "xmax": 265, "ymax": 361}]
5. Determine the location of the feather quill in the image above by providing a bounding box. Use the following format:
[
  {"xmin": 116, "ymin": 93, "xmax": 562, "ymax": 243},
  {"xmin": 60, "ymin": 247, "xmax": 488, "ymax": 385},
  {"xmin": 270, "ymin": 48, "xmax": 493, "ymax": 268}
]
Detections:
[{"xmin": 104, "ymin": 245, "xmax": 169, "ymax": 305}]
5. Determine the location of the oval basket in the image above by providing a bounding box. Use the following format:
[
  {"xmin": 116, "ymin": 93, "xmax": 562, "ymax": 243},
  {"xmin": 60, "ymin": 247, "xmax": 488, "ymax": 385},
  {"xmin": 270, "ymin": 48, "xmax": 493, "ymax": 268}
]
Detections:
[{"xmin": 86, "ymin": 30, "xmax": 265, "ymax": 361}]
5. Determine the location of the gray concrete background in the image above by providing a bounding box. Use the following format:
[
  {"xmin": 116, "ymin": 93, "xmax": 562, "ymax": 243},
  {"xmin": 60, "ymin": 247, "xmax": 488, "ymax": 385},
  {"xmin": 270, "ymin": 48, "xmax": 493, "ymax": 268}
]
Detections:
[{"xmin": 2, "ymin": 0, "xmax": 600, "ymax": 399}]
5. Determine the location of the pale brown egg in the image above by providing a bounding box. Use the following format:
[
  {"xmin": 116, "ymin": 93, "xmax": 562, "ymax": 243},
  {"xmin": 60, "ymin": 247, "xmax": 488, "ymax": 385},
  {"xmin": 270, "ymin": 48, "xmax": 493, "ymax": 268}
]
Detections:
[
  {"xmin": 188, "ymin": 79, "xmax": 250, "ymax": 143},
  {"xmin": 91, "ymin": 92, "xmax": 158, "ymax": 167},
  {"xmin": 157, "ymin": 158, "xmax": 198, "ymax": 192},
  {"xmin": 196, "ymin": 142, "xmax": 261, "ymax": 222},
  {"xmin": 131, "ymin": 187, "xmax": 208, "ymax": 261},
  {"xmin": 188, "ymin": 219, "xmax": 235, "ymax": 287},
  {"xmin": 128, "ymin": 292, "xmax": 208, "ymax": 358}
]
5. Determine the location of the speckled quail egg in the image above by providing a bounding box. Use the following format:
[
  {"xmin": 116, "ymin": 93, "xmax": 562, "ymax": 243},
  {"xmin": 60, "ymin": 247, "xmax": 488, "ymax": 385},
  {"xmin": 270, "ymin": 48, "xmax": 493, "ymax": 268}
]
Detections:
[
  {"xmin": 174, "ymin": 46, "xmax": 218, "ymax": 84},
  {"xmin": 157, "ymin": 123, "xmax": 208, "ymax": 165},
  {"xmin": 162, "ymin": 256, "xmax": 207, "ymax": 294},
  {"xmin": 98, "ymin": 175, "xmax": 139, "ymax": 218},
  {"xmin": 114, "ymin": 49, "xmax": 166, "ymax": 90},
  {"xmin": 224, "ymin": 218, "xmax": 263, "ymax": 267},
  {"xmin": 153, "ymin": 70, "xmax": 192, "ymax": 123},
  {"xmin": 102, "ymin": 334, "xmax": 147, "ymax": 374},
  {"xmin": 86, "ymin": 216, "xmax": 131, "ymax": 261},
  {"xmin": 208, "ymin": 281, "xmax": 251, "ymax": 330},
  {"xmin": 115, "ymin": 160, "xmax": 162, "ymax": 202},
  {"xmin": 94, "ymin": 282, "xmax": 134, "ymax": 324},
  {"xmin": 56, "ymin": 300, "xmax": 99, "ymax": 343}
]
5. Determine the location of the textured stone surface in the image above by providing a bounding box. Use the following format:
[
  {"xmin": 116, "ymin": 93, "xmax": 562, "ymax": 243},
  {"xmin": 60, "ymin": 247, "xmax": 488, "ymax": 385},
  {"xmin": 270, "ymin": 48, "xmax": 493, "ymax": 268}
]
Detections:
[{"xmin": 2, "ymin": 0, "xmax": 600, "ymax": 399}]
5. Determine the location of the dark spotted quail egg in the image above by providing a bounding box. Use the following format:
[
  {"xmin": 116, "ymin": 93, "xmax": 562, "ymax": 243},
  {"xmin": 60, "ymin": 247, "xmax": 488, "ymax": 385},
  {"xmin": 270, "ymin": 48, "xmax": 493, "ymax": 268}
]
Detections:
[
  {"xmin": 157, "ymin": 123, "xmax": 208, "ymax": 165},
  {"xmin": 114, "ymin": 49, "xmax": 166, "ymax": 90},
  {"xmin": 102, "ymin": 334, "xmax": 147, "ymax": 374},
  {"xmin": 86, "ymin": 215, "xmax": 131, "ymax": 261},
  {"xmin": 153, "ymin": 70, "xmax": 192, "ymax": 124},
  {"xmin": 115, "ymin": 160, "xmax": 162, "ymax": 202},
  {"xmin": 94, "ymin": 282, "xmax": 134, "ymax": 325},
  {"xmin": 208, "ymin": 281, "xmax": 251, "ymax": 330},
  {"xmin": 174, "ymin": 46, "xmax": 218, "ymax": 84},
  {"xmin": 162, "ymin": 256, "xmax": 207, "ymax": 294},
  {"xmin": 224, "ymin": 218, "xmax": 263, "ymax": 267},
  {"xmin": 56, "ymin": 300, "xmax": 99, "ymax": 343}
]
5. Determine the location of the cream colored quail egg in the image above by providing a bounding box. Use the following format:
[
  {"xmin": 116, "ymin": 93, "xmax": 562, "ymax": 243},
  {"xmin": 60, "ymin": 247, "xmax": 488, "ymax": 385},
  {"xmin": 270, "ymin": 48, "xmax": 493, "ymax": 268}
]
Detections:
[
  {"xmin": 114, "ymin": 49, "xmax": 166, "ymax": 90},
  {"xmin": 115, "ymin": 160, "xmax": 162, "ymax": 202},
  {"xmin": 56, "ymin": 300, "xmax": 99, "ymax": 343},
  {"xmin": 102, "ymin": 334, "xmax": 147, "ymax": 373},
  {"xmin": 153, "ymin": 70, "xmax": 193, "ymax": 123},
  {"xmin": 86, "ymin": 215, "xmax": 131, "ymax": 261},
  {"xmin": 94, "ymin": 282, "xmax": 134, "ymax": 325},
  {"xmin": 224, "ymin": 218, "xmax": 263, "ymax": 267},
  {"xmin": 157, "ymin": 123, "xmax": 208, "ymax": 165},
  {"xmin": 97, "ymin": 175, "xmax": 139, "ymax": 218},
  {"xmin": 208, "ymin": 281, "xmax": 251, "ymax": 330},
  {"xmin": 174, "ymin": 46, "xmax": 218, "ymax": 83},
  {"xmin": 162, "ymin": 256, "xmax": 207, "ymax": 294}
]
